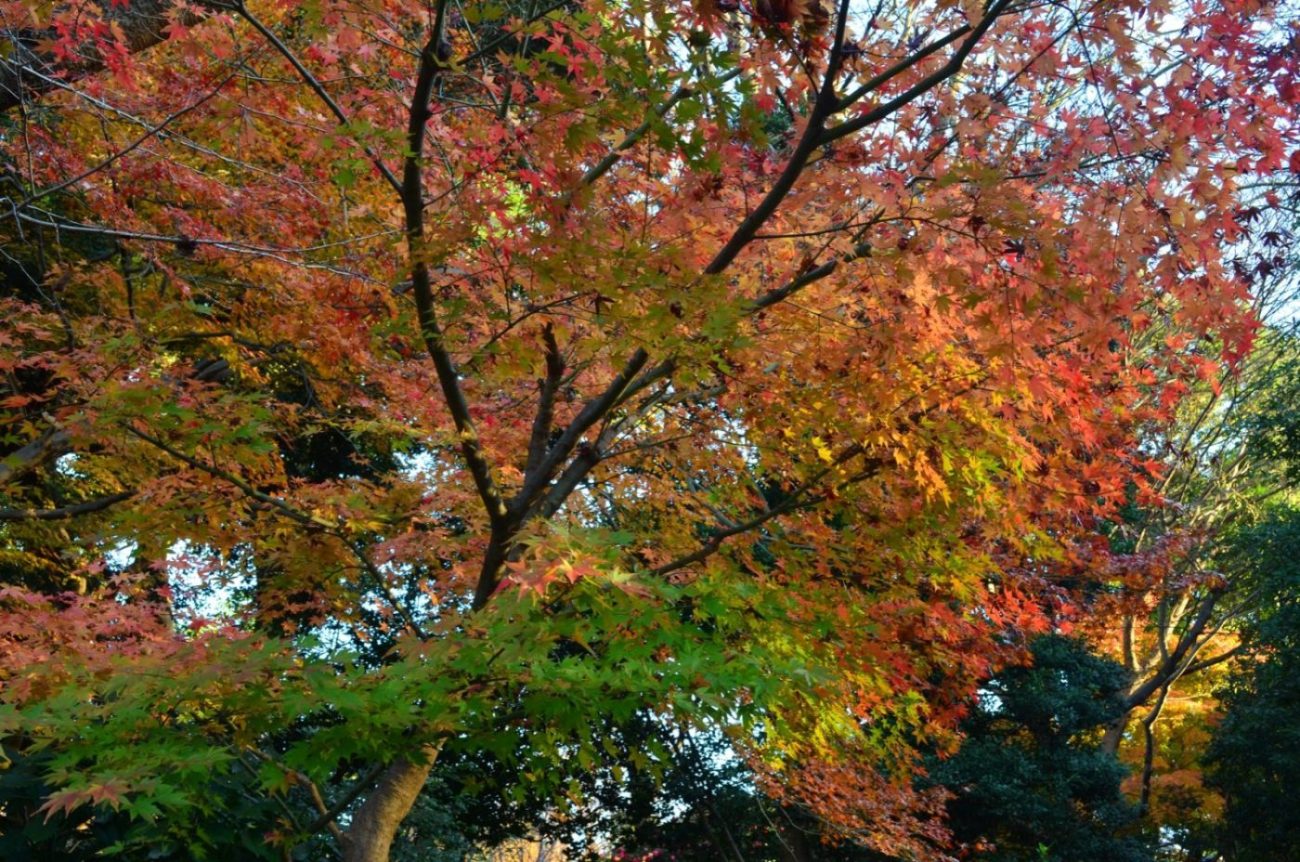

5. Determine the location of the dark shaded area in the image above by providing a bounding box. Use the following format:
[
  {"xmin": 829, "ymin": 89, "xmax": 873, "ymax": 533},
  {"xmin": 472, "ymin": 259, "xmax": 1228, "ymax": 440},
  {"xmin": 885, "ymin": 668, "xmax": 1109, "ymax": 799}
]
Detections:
[
  {"xmin": 1206, "ymin": 507, "xmax": 1300, "ymax": 862},
  {"xmin": 929, "ymin": 635, "xmax": 1152, "ymax": 862}
]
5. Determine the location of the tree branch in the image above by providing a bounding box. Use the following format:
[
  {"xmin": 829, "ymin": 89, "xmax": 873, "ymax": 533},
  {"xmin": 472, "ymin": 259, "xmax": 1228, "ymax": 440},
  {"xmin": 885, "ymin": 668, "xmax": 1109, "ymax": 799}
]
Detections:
[
  {"xmin": 647, "ymin": 496, "xmax": 814, "ymax": 578},
  {"xmin": 124, "ymin": 424, "xmax": 426, "ymax": 639},
  {"xmin": 531, "ymin": 359, "xmax": 684, "ymax": 521},
  {"xmin": 834, "ymin": 21, "xmax": 974, "ymax": 111},
  {"xmin": 4, "ymin": 65, "xmax": 240, "ymax": 216},
  {"xmin": 534, "ymin": 444, "xmax": 602, "ymax": 521},
  {"xmin": 1137, "ymin": 683, "xmax": 1171, "ymax": 817},
  {"xmin": 0, "ymin": 428, "xmax": 72, "ymax": 487},
  {"xmin": 1182, "ymin": 644, "xmax": 1245, "ymax": 676},
  {"xmin": 649, "ymin": 446, "xmax": 878, "ymax": 578},
  {"xmin": 470, "ymin": 351, "xmax": 672, "ymax": 608},
  {"xmin": 567, "ymin": 69, "xmax": 742, "ymax": 199},
  {"xmin": 509, "ymin": 348, "xmax": 652, "ymax": 518},
  {"xmin": 819, "ymin": 0, "xmax": 1015, "ymax": 146},
  {"xmin": 244, "ymin": 747, "xmax": 347, "ymax": 844},
  {"xmin": 302, "ymin": 763, "xmax": 387, "ymax": 839},
  {"xmin": 749, "ymin": 239, "xmax": 873, "ymax": 312},
  {"xmin": 701, "ymin": 0, "xmax": 853, "ymax": 276},
  {"xmin": 1124, "ymin": 591, "xmax": 1220, "ymax": 711},
  {"xmin": 231, "ymin": 1, "xmax": 403, "ymax": 195},
  {"xmin": 0, "ymin": 491, "xmax": 134, "ymax": 521},
  {"xmin": 402, "ymin": 9, "xmax": 509, "ymax": 532},
  {"xmin": 525, "ymin": 324, "xmax": 565, "ymax": 476}
]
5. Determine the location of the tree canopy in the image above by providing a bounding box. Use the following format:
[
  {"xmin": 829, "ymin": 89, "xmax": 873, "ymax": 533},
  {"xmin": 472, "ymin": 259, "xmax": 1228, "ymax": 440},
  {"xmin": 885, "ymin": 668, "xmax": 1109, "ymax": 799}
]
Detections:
[{"xmin": 1, "ymin": 0, "xmax": 1299, "ymax": 860}]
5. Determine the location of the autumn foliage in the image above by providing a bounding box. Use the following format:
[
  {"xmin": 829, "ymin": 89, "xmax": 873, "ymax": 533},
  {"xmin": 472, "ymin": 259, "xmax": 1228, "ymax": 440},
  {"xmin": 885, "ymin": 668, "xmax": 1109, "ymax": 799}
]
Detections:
[{"xmin": 1, "ymin": 0, "xmax": 1298, "ymax": 858}]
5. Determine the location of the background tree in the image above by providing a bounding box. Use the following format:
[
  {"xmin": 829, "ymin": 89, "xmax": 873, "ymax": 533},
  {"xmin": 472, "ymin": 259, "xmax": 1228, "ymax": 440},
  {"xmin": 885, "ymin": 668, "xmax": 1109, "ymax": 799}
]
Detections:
[
  {"xmin": 1074, "ymin": 110, "xmax": 1300, "ymax": 852},
  {"xmin": 930, "ymin": 635, "xmax": 1151, "ymax": 862},
  {"xmin": 1203, "ymin": 506, "xmax": 1300, "ymax": 862}
]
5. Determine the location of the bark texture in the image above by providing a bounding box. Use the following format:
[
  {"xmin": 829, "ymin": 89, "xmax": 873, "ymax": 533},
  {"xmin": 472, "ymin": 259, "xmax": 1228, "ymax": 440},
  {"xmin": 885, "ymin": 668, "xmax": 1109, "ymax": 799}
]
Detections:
[{"xmin": 341, "ymin": 745, "xmax": 439, "ymax": 862}]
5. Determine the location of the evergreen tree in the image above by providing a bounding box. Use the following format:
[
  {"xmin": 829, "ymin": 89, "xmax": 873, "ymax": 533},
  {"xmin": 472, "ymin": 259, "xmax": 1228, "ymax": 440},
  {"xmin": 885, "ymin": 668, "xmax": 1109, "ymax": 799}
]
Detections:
[
  {"xmin": 931, "ymin": 636, "xmax": 1151, "ymax": 862},
  {"xmin": 1206, "ymin": 509, "xmax": 1300, "ymax": 862}
]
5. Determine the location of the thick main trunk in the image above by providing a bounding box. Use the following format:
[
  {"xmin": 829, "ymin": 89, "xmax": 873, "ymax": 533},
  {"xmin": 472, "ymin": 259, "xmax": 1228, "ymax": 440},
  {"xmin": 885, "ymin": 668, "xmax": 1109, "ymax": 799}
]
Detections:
[{"xmin": 341, "ymin": 745, "xmax": 439, "ymax": 862}]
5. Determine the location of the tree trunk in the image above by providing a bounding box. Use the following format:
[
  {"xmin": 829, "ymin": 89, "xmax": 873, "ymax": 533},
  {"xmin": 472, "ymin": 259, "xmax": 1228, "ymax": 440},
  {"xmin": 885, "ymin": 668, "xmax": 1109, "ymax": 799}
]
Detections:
[
  {"xmin": 774, "ymin": 806, "xmax": 814, "ymax": 862},
  {"xmin": 1101, "ymin": 714, "xmax": 1127, "ymax": 755},
  {"xmin": 341, "ymin": 744, "xmax": 439, "ymax": 862}
]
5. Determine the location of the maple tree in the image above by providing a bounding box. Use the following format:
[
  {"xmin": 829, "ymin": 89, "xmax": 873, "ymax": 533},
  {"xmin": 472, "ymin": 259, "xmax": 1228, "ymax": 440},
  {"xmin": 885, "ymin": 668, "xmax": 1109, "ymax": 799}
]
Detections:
[{"xmin": 1, "ymin": 0, "xmax": 1298, "ymax": 860}]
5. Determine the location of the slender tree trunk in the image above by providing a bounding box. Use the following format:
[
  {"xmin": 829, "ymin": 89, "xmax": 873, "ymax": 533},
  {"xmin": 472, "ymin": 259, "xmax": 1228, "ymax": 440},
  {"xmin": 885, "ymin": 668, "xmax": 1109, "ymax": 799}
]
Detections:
[
  {"xmin": 774, "ymin": 806, "xmax": 814, "ymax": 862},
  {"xmin": 341, "ymin": 745, "xmax": 439, "ymax": 862},
  {"xmin": 1101, "ymin": 714, "xmax": 1127, "ymax": 755},
  {"xmin": 704, "ymin": 798, "xmax": 748, "ymax": 862}
]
